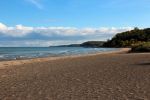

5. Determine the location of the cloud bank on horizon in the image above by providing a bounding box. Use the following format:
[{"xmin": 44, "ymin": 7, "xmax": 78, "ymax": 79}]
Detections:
[{"xmin": 0, "ymin": 23, "xmax": 133, "ymax": 47}]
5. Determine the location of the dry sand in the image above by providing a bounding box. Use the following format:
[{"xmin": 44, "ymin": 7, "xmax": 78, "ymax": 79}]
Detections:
[{"xmin": 0, "ymin": 48, "xmax": 150, "ymax": 100}]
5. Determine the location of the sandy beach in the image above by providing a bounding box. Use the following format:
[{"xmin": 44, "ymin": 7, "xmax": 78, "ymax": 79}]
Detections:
[{"xmin": 0, "ymin": 48, "xmax": 150, "ymax": 100}]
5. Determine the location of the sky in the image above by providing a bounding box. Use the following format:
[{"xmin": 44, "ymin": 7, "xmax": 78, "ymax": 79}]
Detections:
[{"xmin": 0, "ymin": 0, "xmax": 150, "ymax": 47}]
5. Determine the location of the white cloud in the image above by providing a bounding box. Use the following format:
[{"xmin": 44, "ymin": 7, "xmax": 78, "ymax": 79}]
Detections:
[
  {"xmin": 0, "ymin": 23, "xmax": 133, "ymax": 37},
  {"xmin": 0, "ymin": 22, "xmax": 134, "ymax": 46},
  {"xmin": 0, "ymin": 23, "xmax": 33, "ymax": 37},
  {"xmin": 0, "ymin": 23, "xmax": 7, "ymax": 30},
  {"xmin": 0, "ymin": 40, "xmax": 84, "ymax": 47}
]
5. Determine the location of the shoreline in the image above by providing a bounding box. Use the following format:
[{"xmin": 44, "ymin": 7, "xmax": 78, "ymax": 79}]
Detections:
[
  {"xmin": 0, "ymin": 48, "xmax": 150, "ymax": 99},
  {"xmin": 0, "ymin": 48, "xmax": 130, "ymax": 69}
]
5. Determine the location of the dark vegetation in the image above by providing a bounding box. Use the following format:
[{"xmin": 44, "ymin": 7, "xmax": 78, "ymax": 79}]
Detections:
[
  {"xmin": 103, "ymin": 28, "xmax": 150, "ymax": 47},
  {"xmin": 131, "ymin": 42, "xmax": 150, "ymax": 52},
  {"xmin": 54, "ymin": 44, "xmax": 81, "ymax": 47},
  {"xmin": 81, "ymin": 41, "xmax": 105, "ymax": 48},
  {"xmin": 103, "ymin": 27, "xmax": 150, "ymax": 52}
]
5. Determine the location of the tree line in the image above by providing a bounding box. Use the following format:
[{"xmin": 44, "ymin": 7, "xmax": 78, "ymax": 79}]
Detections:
[{"xmin": 103, "ymin": 27, "xmax": 150, "ymax": 47}]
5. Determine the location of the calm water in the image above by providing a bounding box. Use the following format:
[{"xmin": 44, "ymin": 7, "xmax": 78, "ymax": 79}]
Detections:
[{"xmin": 0, "ymin": 47, "xmax": 118, "ymax": 60}]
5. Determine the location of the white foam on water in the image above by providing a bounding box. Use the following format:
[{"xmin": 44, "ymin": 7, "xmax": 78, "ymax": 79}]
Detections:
[
  {"xmin": 0, "ymin": 47, "xmax": 119, "ymax": 60},
  {"xmin": 0, "ymin": 55, "xmax": 4, "ymax": 58}
]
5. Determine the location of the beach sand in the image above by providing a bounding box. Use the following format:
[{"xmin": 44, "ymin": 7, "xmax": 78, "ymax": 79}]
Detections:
[{"xmin": 0, "ymin": 48, "xmax": 150, "ymax": 100}]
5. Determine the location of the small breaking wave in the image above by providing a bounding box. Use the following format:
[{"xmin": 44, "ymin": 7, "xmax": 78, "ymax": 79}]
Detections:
[{"xmin": 0, "ymin": 47, "xmax": 119, "ymax": 61}]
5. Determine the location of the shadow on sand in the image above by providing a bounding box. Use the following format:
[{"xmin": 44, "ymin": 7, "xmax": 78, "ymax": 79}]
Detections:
[{"xmin": 137, "ymin": 62, "xmax": 150, "ymax": 66}]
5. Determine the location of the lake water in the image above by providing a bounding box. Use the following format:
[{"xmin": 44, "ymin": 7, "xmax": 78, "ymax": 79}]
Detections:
[{"xmin": 0, "ymin": 47, "xmax": 118, "ymax": 60}]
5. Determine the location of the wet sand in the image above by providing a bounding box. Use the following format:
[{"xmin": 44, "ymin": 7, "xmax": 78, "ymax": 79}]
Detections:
[{"xmin": 0, "ymin": 49, "xmax": 150, "ymax": 100}]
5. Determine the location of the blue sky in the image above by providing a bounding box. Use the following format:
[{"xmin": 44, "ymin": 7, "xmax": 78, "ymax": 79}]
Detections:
[{"xmin": 0, "ymin": 0, "xmax": 150, "ymax": 46}]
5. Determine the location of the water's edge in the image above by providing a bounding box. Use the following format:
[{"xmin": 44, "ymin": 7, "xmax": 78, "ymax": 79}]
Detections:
[
  {"xmin": 0, "ymin": 48, "xmax": 130, "ymax": 69},
  {"xmin": 0, "ymin": 47, "xmax": 119, "ymax": 61}
]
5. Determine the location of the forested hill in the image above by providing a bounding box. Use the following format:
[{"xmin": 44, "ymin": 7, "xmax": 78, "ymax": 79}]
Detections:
[
  {"xmin": 51, "ymin": 41, "xmax": 105, "ymax": 48},
  {"xmin": 103, "ymin": 28, "xmax": 150, "ymax": 47},
  {"xmin": 81, "ymin": 41, "xmax": 105, "ymax": 47}
]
